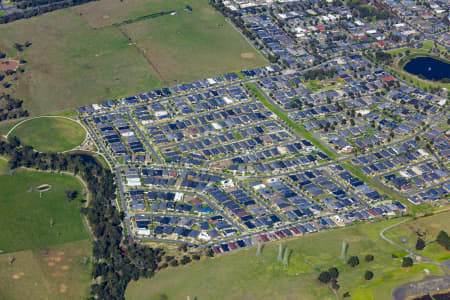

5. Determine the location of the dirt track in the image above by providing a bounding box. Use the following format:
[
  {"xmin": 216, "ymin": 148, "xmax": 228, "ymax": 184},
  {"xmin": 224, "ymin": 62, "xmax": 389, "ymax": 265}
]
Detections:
[{"xmin": 392, "ymin": 275, "xmax": 450, "ymax": 300}]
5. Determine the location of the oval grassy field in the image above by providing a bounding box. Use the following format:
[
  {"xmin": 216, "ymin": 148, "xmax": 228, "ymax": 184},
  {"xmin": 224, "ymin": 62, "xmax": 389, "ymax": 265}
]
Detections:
[{"xmin": 10, "ymin": 117, "xmax": 86, "ymax": 152}]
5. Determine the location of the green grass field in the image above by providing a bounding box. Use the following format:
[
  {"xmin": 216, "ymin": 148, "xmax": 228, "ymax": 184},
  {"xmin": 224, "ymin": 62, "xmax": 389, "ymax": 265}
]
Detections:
[
  {"xmin": 0, "ymin": 239, "xmax": 92, "ymax": 300},
  {"xmin": 384, "ymin": 211, "xmax": 450, "ymax": 262},
  {"xmin": 120, "ymin": 0, "xmax": 267, "ymax": 85},
  {"xmin": 0, "ymin": 168, "xmax": 88, "ymax": 253},
  {"xmin": 74, "ymin": 0, "xmax": 184, "ymax": 29},
  {"xmin": 0, "ymin": 0, "xmax": 266, "ymax": 115},
  {"xmin": 0, "ymin": 159, "xmax": 92, "ymax": 299},
  {"xmin": 0, "ymin": 8, "xmax": 164, "ymax": 115},
  {"xmin": 126, "ymin": 216, "xmax": 448, "ymax": 300},
  {"xmin": 9, "ymin": 117, "xmax": 86, "ymax": 152}
]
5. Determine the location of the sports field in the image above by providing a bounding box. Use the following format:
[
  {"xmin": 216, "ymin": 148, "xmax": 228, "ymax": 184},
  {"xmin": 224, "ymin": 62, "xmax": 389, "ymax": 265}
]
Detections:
[
  {"xmin": 0, "ymin": 167, "xmax": 89, "ymax": 253},
  {"xmin": 9, "ymin": 117, "xmax": 86, "ymax": 152},
  {"xmin": 0, "ymin": 0, "xmax": 266, "ymax": 115},
  {"xmin": 126, "ymin": 214, "xmax": 449, "ymax": 300}
]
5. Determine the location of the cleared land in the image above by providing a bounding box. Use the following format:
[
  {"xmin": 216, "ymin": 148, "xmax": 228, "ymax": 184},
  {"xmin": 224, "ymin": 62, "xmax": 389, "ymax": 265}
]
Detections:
[
  {"xmin": 0, "ymin": 168, "xmax": 88, "ymax": 253},
  {"xmin": 126, "ymin": 216, "xmax": 448, "ymax": 300},
  {"xmin": 0, "ymin": 0, "xmax": 266, "ymax": 115},
  {"xmin": 384, "ymin": 211, "xmax": 450, "ymax": 262},
  {"xmin": 0, "ymin": 8, "xmax": 164, "ymax": 115},
  {"xmin": 0, "ymin": 239, "xmax": 92, "ymax": 300},
  {"xmin": 120, "ymin": 0, "xmax": 267, "ymax": 85},
  {"xmin": 9, "ymin": 117, "xmax": 86, "ymax": 152},
  {"xmin": 74, "ymin": 0, "xmax": 186, "ymax": 29}
]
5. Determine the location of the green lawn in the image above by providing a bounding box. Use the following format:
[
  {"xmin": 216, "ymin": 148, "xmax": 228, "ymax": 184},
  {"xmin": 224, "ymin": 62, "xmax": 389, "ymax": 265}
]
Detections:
[
  {"xmin": 0, "ymin": 168, "xmax": 88, "ymax": 253},
  {"xmin": 0, "ymin": 158, "xmax": 9, "ymax": 175},
  {"xmin": 121, "ymin": 0, "xmax": 267, "ymax": 85},
  {"xmin": 0, "ymin": 119, "xmax": 22, "ymax": 137},
  {"xmin": 384, "ymin": 211, "xmax": 450, "ymax": 262},
  {"xmin": 0, "ymin": 8, "xmax": 164, "ymax": 115},
  {"xmin": 10, "ymin": 117, "xmax": 86, "ymax": 152},
  {"xmin": 126, "ymin": 217, "xmax": 446, "ymax": 300}
]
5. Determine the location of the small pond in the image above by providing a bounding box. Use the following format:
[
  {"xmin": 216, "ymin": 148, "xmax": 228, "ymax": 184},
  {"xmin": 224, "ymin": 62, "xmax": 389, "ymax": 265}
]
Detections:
[{"xmin": 403, "ymin": 56, "xmax": 450, "ymax": 81}]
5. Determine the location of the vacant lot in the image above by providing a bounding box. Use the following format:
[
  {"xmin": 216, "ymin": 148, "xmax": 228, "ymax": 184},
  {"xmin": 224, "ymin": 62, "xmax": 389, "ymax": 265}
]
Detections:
[
  {"xmin": 0, "ymin": 239, "xmax": 92, "ymax": 300},
  {"xmin": 0, "ymin": 168, "xmax": 88, "ymax": 253},
  {"xmin": 126, "ymin": 217, "xmax": 447, "ymax": 300},
  {"xmin": 0, "ymin": 8, "xmax": 164, "ymax": 115},
  {"xmin": 9, "ymin": 117, "xmax": 86, "ymax": 152},
  {"xmin": 121, "ymin": 0, "xmax": 267, "ymax": 84},
  {"xmin": 0, "ymin": 0, "xmax": 266, "ymax": 116}
]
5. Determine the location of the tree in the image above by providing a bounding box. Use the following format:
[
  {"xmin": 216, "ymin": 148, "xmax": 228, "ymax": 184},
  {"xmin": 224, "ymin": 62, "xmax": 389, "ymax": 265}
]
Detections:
[
  {"xmin": 415, "ymin": 238, "xmax": 426, "ymax": 251},
  {"xmin": 318, "ymin": 271, "xmax": 331, "ymax": 283},
  {"xmin": 65, "ymin": 189, "xmax": 78, "ymax": 202},
  {"xmin": 402, "ymin": 257, "xmax": 413, "ymax": 268},
  {"xmin": 331, "ymin": 279, "xmax": 340, "ymax": 290},
  {"xmin": 364, "ymin": 270, "xmax": 374, "ymax": 280},
  {"xmin": 365, "ymin": 254, "xmax": 374, "ymax": 262},
  {"xmin": 180, "ymin": 255, "xmax": 191, "ymax": 265},
  {"xmin": 347, "ymin": 256, "xmax": 359, "ymax": 268},
  {"xmin": 436, "ymin": 231, "xmax": 450, "ymax": 250},
  {"xmin": 205, "ymin": 247, "xmax": 214, "ymax": 257},
  {"xmin": 329, "ymin": 267, "xmax": 339, "ymax": 279}
]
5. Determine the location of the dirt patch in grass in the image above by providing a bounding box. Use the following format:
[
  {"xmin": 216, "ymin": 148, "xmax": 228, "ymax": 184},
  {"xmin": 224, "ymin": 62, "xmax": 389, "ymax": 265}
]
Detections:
[
  {"xmin": 241, "ymin": 52, "xmax": 255, "ymax": 59},
  {"xmin": 0, "ymin": 59, "xmax": 19, "ymax": 71},
  {"xmin": 0, "ymin": 240, "xmax": 91, "ymax": 300}
]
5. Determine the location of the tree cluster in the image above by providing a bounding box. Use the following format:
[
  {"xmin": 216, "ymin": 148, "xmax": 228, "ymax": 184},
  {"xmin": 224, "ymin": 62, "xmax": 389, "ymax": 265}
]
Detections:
[
  {"xmin": 437, "ymin": 231, "xmax": 450, "ymax": 251},
  {"xmin": 415, "ymin": 238, "xmax": 426, "ymax": 251},
  {"xmin": 304, "ymin": 67, "xmax": 337, "ymax": 81},
  {"xmin": 402, "ymin": 257, "xmax": 413, "ymax": 268},
  {"xmin": 318, "ymin": 267, "xmax": 340, "ymax": 290},
  {"xmin": 348, "ymin": 0, "xmax": 392, "ymax": 20},
  {"xmin": 0, "ymin": 94, "xmax": 29, "ymax": 121},
  {"xmin": 347, "ymin": 256, "xmax": 360, "ymax": 268},
  {"xmin": 375, "ymin": 51, "xmax": 392, "ymax": 64}
]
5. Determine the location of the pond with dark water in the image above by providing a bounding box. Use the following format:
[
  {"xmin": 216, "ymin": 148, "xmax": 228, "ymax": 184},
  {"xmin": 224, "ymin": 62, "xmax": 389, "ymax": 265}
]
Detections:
[{"xmin": 403, "ymin": 56, "xmax": 450, "ymax": 81}]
